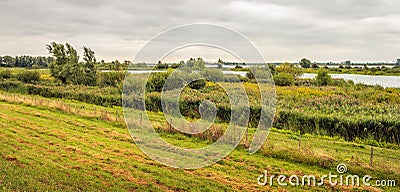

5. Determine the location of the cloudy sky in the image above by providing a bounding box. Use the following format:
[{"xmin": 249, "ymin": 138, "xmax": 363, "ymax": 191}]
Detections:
[{"xmin": 1, "ymin": 0, "xmax": 400, "ymax": 63}]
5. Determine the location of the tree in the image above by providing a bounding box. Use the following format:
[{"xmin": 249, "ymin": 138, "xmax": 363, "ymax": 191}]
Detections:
[
  {"xmin": 2, "ymin": 56, "xmax": 15, "ymax": 67},
  {"xmin": 155, "ymin": 60, "xmax": 168, "ymax": 69},
  {"xmin": 112, "ymin": 60, "xmax": 122, "ymax": 70},
  {"xmin": 315, "ymin": 69, "xmax": 333, "ymax": 86},
  {"xmin": 82, "ymin": 46, "xmax": 97, "ymax": 85},
  {"xmin": 46, "ymin": 42, "xmax": 69, "ymax": 83},
  {"xmin": 268, "ymin": 64, "xmax": 276, "ymax": 75},
  {"xmin": 300, "ymin": 58, "xmax": 311, "ymax": 68},
  {"xmin": 46, "ymin": 42, "xmax": 97, "ymax": 85}
]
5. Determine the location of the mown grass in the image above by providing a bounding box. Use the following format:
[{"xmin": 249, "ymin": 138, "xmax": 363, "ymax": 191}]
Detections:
[{"xmin": 0, "ymin": 96, "xmax": 399, "ymax": 191}]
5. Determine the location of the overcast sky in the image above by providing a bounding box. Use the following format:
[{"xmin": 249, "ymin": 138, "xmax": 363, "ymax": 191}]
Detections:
[{"xmin": 0, "ymin": 0, "xmax": 400, "ymax": 63}]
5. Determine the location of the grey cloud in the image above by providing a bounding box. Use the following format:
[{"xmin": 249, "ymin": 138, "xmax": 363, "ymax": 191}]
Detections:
[{"xmin": 0, "ymin": 0, "xmax": 399, "ymax": 62}]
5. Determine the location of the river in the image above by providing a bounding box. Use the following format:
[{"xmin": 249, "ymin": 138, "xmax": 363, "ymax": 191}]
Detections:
[{"xmin": 123, "ymin": 70, "xmax": 400, "ymax": 88}]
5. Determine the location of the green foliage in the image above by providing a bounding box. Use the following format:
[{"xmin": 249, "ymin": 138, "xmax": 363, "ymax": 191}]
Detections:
[
  {"xmin": 276, "ymin": 63, "xmax": 303, "ymax": 78},
  {"xmin": 0, "ymin": 69, "xmax": 12, "ymax": 79},
  {"xmin": 146, "ymin": 72, "xmax": 170, "ymax": 92},
  {"xmin": 268, "ymin": 64, "xmax": 276, "ymax": 75},
  {"xmin": 81, "ymin": 47, "xmax": 98, "ymax": 86},
  {"xmin": 274, "ymin": 72, "xmax": 295, "ymax": 86},
  {"xmin": 193, "ymin": 58, "xmax": 206, "ymax": 70},
  {"xmin": 315, "ymin": 69, "xmax": 333, "ymax": 86},
  {"xmin": 201, "ymin": 68, "xmax": 224, "ymax": 82},
  {"xmin": 224, "ymin": 75, "xmax": 241, "ymax": 82},
  {"xmin": 170, "ymin": 63, "xmax": 181, "ymax": 69},
  {"xmin": 1, "ymin": 55, "xmax": 15, "ymax": 67},
  {"xmin": 155, "ymin": 61, "xmax": 169, "ymax": 69},
  {"xmin": 97, "ymin": 71, "xmax": 125, "ymax": 87},
  {"xmin": 16, "ymin": 70, "xmax": 40, "ymax": 83},
  {"xmin": 146, "ymin": 70, "xmax": 208, "ymax": 91},
  {"xmin": 99, "ymin": 60, "xmax": 124, "ymax": 70},
  {"xmin": 46, "ymin": 42, "xmax": 97, "ymax": 85},
  {"xmin": 246, "ymin": 66, "xmax": 273, "ymax": 81},
  {"xmin": 132, "ymin": 62, "xmax": 147, "ymax": 68},
  {"xmin": 245, "ymin": 71, "xmax": 254, "ymax": 79},
  {"xmin": 188, "ymin": 79, "xmax": 207, "ymax": 89},
  {"xmin": 0, "ymin": 55, "xmax": 53, "ymax": 68},
  {"xmin": 0, "ymin": 80, "xmax": 26, "ymax": 93},
  {"xmin": 300, "ymin": 58, "xmax": 312, "ymax": 68},
  {"xmin": 302, "ymin": 65, "xmax": 400, "ymax": 76}
]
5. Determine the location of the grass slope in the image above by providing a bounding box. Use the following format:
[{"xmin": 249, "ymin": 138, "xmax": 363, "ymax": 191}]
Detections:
[{"xmin": 0, "ymin": 100, "xmax": 399, "ymax": 191}]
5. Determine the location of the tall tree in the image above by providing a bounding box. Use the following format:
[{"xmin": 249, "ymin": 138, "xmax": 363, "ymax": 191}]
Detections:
[
  {"xmin": 300, "ymin": 58, "xmax": 311, "ymax": 68},
  {"xmin": 82, "ymin": 46, "xmax": 97, "ymax": 85},
  {"xmin": 2, "ymin": 56, "xmax": 15, "ymax": 67},
  {"xmin": 47, "ymin": 42, "xmax": 97, "ymax": 85}
]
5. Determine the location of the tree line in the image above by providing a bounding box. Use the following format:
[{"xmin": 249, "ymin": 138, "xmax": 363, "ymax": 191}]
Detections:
[{"xmin": 0, "ymin": 55, "xmax": 54, "ymax": 68}]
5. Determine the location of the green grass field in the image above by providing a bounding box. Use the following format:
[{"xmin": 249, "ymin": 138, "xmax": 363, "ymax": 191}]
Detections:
[{"xmin": 0, "ymin": 93, "xmax": 399, "ymax": 191}]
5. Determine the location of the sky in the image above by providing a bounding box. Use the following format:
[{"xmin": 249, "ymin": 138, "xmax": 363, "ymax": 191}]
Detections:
[{"xmin": 0, "ymin": 0, "xmax": 400, "ymax": 63}]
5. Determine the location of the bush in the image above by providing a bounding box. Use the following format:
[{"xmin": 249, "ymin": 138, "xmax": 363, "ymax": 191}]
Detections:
[
  {"xmin": 16, "ymin": 70, "xmax": 40, "ymax": 83},
  {"xmin": 274, "ymin": 72, "xmax": 295, "ymax": 86},
  {"xmin": 201, "ymin": 68, "xmax": 224, "ymax": 82},
  {"xmin": 188, "ymin": 79, "xmax": 207, "ymax": 89},
  {"xmin": 146, "ymin": 72, "xmax": 170, "ymax": 92},
  {"xmin": 0, "ymin": 69, "xmax": 12, "ymax": 79},
  {"xmin": 224, "ymin": 75, "xmax": 241, "ymax": 82},
  {"xmin": 97, "ymin": 71, "xmax": 125, "ymax": 87},
  {"xmin": 0, "ymin": 80, "xmax": 26, "ymax": 93},
  {"xmin": 315, "ymin": 70, "xmax": 333, "ymax": 86},
  {"xmin": 155, "ymin": 63, "xmax": 169, "ymax": 69},
  {"xmin": 245, "ymin": 71, "xmax": 254, "ymax": 79}
]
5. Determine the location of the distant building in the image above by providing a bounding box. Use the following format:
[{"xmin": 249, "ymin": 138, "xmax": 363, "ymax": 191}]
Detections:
[{"xmin": 397, "ymin": 58, "xmax": 400, "ymax": 66}]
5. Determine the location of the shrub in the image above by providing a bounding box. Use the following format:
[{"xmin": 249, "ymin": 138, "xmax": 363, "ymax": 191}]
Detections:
[
  {"xmin": 276, "ymin": 63, "xmax": 303, "ymax": 78},
  {"xmin": 0, "ymin": 80, "xmax": 26, "ymax": 93},
  {"xmin": 315, "ymin": 70, "xmax": 333, "ymax": 86},
  {"xmin": 0, "ymin": 69, "xmax": 12, "ymax": 79},
  {"xmin": 188, "ymin": 79, "xmax": 207, "ymax": 89},
  {"xmin": 97, "ymin": 71, "xmax": 125, "ymax": 87},
  {"xmin": 155, "ymin": 63, "xmax": 169, "ymax": 69},
  {"xmin": 201, "ymin": 68, "xmax": 224, "ymax": 82},
  {"xmin": 16, "ymin": 70, "xmax": 40, "ymax": 83},
  {"xmin": 274, "ymin": 72, "xmax": 295, "ymax": 86},
  {"xmin": 146, "ymin": 72, "xmax": 170, "ymax": 92},
  {"xmin": 245, "ymin": 71, "xmax": 254, "ymax": 79},
  {"xmin": 224, "ymin": 75, "xmax": 241, "ymax": 82}
]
